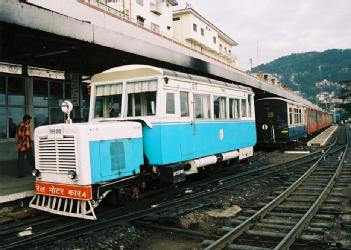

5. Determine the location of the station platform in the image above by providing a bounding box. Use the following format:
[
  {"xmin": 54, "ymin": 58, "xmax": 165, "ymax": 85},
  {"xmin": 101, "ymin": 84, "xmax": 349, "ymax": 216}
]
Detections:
[
  {"xmin": 0, "ymin": 175, "xmax": 34, "ymax": 204},
  {"xmin": 307, "ymin": 125, "xmax": 338, "ymax": 147}
]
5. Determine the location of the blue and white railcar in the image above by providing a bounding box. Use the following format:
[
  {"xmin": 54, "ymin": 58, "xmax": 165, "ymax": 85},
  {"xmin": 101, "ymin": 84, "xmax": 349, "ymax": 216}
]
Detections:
[{"xmin": 30, "ymin": 65, "xmax": 256, "ymax": 219}]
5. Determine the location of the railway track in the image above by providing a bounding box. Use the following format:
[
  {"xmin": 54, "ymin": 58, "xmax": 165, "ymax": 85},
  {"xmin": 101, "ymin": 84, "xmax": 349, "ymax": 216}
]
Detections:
[
  {"xmin": 0, "ymin": 130, "xmax": 340, "ymax": 249},
  {"xmin": 202, "ymin": 125, "xmax": 350, "ymax": 250}
]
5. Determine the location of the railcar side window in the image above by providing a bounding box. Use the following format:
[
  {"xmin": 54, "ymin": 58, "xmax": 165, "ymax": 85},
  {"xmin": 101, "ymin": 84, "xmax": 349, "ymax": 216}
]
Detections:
[
  {"xmin": 127, "ymin": 80, "xmax": 157, "ymax": 117},
  {"xmin": 94, "ymin": 83, "xmax": 123, "ymax": 118},
  {"xmin": 229, "ymin": 98, "xmax": 240, "ymax": 119},
  {"xmin": 166, "ymin": 92, "xmax": 175, "ymax": 115},
  {"xmin": 214, "ymin": 96, "xmax": 227, "ymax": 119},
  {"xmin": 241, "ymin": 99, "xmax": 247, "ymax": 118},
  {"xmin": 289, "ymin": 108, "xmax": 293, "ymax": 125},
  {"xmin": 248, "ymin": 95, "xmax": 252, "ymax": 117},
  {"xmin": 194, "ymin": 94, "xmax": 210, "ymax": 119},
  {"xmin": 180, "ymin": 91, "xmax": 189, "ymax": 117}
]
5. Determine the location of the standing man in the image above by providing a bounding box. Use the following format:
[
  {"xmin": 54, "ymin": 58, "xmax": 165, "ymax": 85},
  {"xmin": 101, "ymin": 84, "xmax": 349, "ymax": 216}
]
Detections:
[{"xmin": 16, "ymin": 114, "xmax": 35, "ymax": 178}]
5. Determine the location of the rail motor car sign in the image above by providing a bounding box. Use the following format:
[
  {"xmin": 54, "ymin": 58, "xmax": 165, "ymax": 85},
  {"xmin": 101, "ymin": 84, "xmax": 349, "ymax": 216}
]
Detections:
[{"xmin": 34, "ymin": 181, "xmax": 92, "ymax": 200}]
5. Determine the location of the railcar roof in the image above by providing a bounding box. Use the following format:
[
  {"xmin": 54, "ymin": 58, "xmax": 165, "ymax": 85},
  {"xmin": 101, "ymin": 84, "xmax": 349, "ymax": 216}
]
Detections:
[
  {"xmin": 256, "ymin": 97, "xmax": 323, "ymax": 111},
  {"xmin": 92, "ymin": 65, "xmax": 253, "ymax": 92}
]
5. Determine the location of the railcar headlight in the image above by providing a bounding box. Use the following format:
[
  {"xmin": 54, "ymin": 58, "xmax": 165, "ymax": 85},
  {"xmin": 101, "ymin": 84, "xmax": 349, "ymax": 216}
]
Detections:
[
  {"xmin": 32, "ymin": 169, "xmax": 41, "ymax": 177},
  {"xmin": 68, "ymin": 170, "xmax": 77, "ymax": 179}
]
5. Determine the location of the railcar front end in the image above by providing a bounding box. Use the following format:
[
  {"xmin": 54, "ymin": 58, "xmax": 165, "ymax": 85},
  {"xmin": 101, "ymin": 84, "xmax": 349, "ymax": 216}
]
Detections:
[
  {"xmin": 30, "ymin": 122, "xmax": 143, "ymax": 220},
  {"xmin": 255, "ymin": 98, "xmax": 307, "ymax": 143}
]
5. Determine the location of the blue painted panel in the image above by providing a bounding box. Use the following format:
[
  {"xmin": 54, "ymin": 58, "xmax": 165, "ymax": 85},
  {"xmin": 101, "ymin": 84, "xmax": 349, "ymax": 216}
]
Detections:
[
  {"xmin": 288, "ymin": 125, "xmax": 307, "ymax": 140},
  {"xmin": 90, "ymin": 138, "xmax": 143, "ymax": 183},
  {"xmin": 143, "ymin": 121, "xmax": 256, "ymax": 165}
]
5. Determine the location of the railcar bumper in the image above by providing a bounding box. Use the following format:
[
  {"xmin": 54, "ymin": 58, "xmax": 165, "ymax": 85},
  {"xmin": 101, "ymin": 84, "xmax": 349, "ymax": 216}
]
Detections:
[{"xmin": 29, "ymin": 181, "xmax": 97, "ymax": 220}]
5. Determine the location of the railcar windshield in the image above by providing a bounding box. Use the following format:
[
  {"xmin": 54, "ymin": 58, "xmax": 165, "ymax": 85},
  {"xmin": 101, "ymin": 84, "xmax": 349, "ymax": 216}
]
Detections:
[
  {"xmin": 94, "ymin": 83, "xmax": 123, "ymax": 118},
  {"xmin": 126, "ymin": 80, "xmax": 157, "ymax": 117},
  {"xmin": 93, "ymin": 79, "xmax": 158, "ymax": 118}
]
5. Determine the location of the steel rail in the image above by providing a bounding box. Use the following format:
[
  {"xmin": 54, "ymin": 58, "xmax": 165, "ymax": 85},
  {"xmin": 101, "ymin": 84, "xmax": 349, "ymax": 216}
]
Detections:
[
  {"xmin": 274, "ymin": 127, "xmax": 350, "ymax": 250},
  {"xmin": 203, "ymin": 127, "xmax": 344, "ymax": 250},
  {"xmin": 0, "ymin": 132, "xmax": 338, "ymax": 249}
]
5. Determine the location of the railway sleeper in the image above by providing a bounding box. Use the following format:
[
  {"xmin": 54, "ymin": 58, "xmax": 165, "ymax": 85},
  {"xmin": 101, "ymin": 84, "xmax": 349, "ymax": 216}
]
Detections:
[
  {"xmin": 229, "ymin": 218, "xmax": 333, "ymax": 228},
  {"xmin": 216, "ymin": 228, "xmax": 325, "ymax": 242},
  {"xmin": 280, "ymin": 197, "xmax": 341, "ymax": 204},
  {"xmin": 272, "ymin": 205, "xmax": 340, "ymax": 213},
  {"xmin": 241, "ymin": 210, "xmax": 335, "ymax": 220},
  {"xmin": 201, "ymin": 240, "xmax": 271, "ymax": 250}
]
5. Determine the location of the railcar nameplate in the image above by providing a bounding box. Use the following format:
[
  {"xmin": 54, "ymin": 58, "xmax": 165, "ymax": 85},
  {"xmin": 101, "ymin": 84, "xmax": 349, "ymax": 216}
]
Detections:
[{"xmin": 34, "ymin": 181, "xmax": 92, "ymax": 200}]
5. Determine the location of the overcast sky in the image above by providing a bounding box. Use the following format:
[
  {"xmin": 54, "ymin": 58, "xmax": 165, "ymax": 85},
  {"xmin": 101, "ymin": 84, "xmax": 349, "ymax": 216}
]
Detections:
[{"xmin": 176, "ymin": 0, "xmax": 351, "ymax": 70}]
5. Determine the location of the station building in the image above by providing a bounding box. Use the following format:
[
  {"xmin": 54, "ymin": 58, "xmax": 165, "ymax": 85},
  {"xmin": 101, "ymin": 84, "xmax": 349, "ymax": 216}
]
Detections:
[{"xmin": 0, "ymin": 63, "xmax": 89, "ymax": 175}]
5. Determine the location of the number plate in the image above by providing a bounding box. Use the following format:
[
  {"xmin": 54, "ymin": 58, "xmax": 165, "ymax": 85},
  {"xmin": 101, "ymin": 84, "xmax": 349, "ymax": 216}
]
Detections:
[
  {"xmin": 34, "ymin": 181, "xmax": 92, "ymax": 201},
  {"xmin": 48, "ymin": 127, "xmax": 64, "ymax": 139}
]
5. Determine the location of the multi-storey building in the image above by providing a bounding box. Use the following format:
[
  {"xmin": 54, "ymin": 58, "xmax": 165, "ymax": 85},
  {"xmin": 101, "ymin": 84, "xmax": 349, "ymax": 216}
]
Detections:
[
  {"xmin": 172, "ymin": 7, "xmax": 238, "ymax": 67},
  {"xmin": 26, "ymin": 0, "xmax": 178, "ymax": 37}
]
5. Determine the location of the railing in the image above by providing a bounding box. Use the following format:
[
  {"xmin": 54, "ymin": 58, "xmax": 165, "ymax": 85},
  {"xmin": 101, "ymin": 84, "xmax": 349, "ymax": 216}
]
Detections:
[{"xmin": 78, "ymin": 0, "xmax": 237, "ymax": 68}]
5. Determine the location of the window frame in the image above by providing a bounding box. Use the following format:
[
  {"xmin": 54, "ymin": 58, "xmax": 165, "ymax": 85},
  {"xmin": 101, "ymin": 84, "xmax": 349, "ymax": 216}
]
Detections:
[
  {"xmin": 0, "ymin": 75, "xmax": 26, "ymax": 140},
  {"xmin": 213, "ymin": 95, "xmax": 227, "ymax": 120},
  {"xmin": 165, "ymin": 91, "xmax": 177, "ymax": 116},
  {"xmin": 193, "ymin": 93, "xmax": 211, "ymax": 120},
  {"xmin": 179, "ymin": 91, "xmax": 190, "ymax": 118}
]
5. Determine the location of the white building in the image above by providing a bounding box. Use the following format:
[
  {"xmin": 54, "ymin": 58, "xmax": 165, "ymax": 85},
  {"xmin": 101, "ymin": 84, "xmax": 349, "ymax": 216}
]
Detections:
[
  {"xmin": 25, "ymin": 0, "xmax": 178, "ymax": 37},
  {"xmin": 106, "ymin": 0, "xmax": 178, "ymax": 36},
  {"xmin": 172, "ymin": 8, "xmax": 238, "ymax": 67}
]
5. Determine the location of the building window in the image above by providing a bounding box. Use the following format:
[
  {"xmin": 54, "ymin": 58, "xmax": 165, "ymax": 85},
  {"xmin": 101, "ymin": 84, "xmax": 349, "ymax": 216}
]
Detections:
[
  {"xmin": 0, "ymin": 75, "xmax": 25, "ymax": 139},
  {"xmin": 193, "ymin": 23, "xmax": 197, "ymax": 32},
  {"xmin": 219, "ymin": 44, "xmax": 222, "ymax": 51},
  {"xmin": 214, "ymin": 96, "xmax": 226, "ymax": 119},
  {"xmin": 166, "ymin": 92, "xmax": 175, "ymax": 114},
  {"xmin": 213, "ymin": 36, "xmax": 217, "ymax": 44},
  {"xmin": 136, "ymin": 0, "xmax": 143, "ymax": 6},
  {"xmin": 33, "ymin": 79, "xmax": 65, "ymax": 127},
  {"xmin": 137, "ymin": 16, "xmax": 145, "ymax": 26},
  {"xmin": 173, "ymin": 17, "xmax": 180, "ymax": 21},
  {"xmin": 194, "ymin": 94, "xmax": 210, "ymax": 119},
  {"xmin": 228, "ymin": 49, "xmax": 231, "ymax": 54},
  {"xmin": 180, "ymin": 91, "xmax": 189, "ymax": 117},
  {"xmin": 167, "ymin": 26, "xmax": 171, "ymax": 30},
  {"xmin": 151, "ymin": 22, "xmax": 160, "ymax": 33},
  {"xmin": 201, "ymin": 28, "xmax": 204, "ymax": 36}
]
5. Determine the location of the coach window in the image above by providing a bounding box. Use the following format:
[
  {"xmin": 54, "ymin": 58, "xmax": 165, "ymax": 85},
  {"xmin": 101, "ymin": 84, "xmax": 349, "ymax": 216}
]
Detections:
[
  {"xmin": 214, "ymin": 96, "xmax": 226, "ymax": 119},
  {"xmin": 229, "ymin": 98, "xmax": 240, "ymax": 119},
  {"xmin": 94, "ymin": 83, "xmax": 123, "ymax": 118},
  {"xmin": 241, "ymin": 99, "xmax": 247, "ymax": 118},
  {"xmin": 180, "ymin": 91, "xmax": 189, "ymax": 117},
  {"xmin": 247, "ymin": 95, "xmax": 253, "ymax": 117},
  {"xmin": 166, "ymin": 92, "xmax": 175, "ymax": 115},
  {"xmin": 127, "ymin": 80, "xmax": 157, "ymax": 117},
  {"xmin": 194, "ymin": 93, "xmax": 210, "ymax": 119},
  {"xmin": 289, "ymin": 108, "xmax": 293, "ymax": 125}
]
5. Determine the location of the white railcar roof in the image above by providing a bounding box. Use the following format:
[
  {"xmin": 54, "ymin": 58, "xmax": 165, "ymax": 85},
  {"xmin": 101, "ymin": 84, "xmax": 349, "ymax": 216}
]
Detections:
[{"xmin": 92, "ymin": 65, "xmax": 253, "ymax": 93}]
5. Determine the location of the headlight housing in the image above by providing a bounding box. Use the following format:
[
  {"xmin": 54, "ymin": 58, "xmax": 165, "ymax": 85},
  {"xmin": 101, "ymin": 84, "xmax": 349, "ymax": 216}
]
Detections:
[
  {"xmin": 32, "ymin": 169, "xmax": 41, "ymax": 178},
  {"xmin": 68, "ymin": 170, "xmax": 77, "ymax": 180}
]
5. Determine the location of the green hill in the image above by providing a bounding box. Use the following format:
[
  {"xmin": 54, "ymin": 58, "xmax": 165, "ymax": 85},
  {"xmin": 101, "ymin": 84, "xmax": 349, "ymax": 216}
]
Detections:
[{"xmin": 251, "ymin": 49, "xmax": 351, "ymax": 101}]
